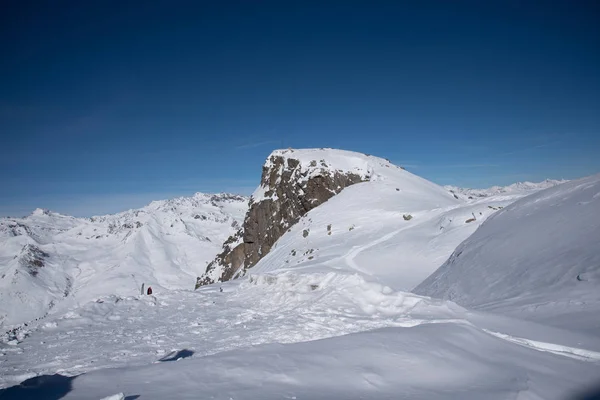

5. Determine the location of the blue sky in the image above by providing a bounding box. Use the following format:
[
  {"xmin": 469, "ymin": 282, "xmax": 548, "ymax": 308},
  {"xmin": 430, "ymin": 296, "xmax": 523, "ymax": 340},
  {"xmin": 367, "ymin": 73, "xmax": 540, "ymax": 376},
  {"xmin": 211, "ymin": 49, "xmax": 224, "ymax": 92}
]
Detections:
[{"xmin": 1, "ymin": 1, "xmax": 599, "ymax": 217}]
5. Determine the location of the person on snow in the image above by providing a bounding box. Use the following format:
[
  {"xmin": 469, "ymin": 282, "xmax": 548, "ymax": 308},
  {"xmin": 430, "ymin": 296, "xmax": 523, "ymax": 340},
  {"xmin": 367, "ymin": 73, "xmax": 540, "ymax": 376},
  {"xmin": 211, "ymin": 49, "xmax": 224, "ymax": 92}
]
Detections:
[{"xmin": 147, "ymin": 286, "xmax": 153, "ymax": 295}]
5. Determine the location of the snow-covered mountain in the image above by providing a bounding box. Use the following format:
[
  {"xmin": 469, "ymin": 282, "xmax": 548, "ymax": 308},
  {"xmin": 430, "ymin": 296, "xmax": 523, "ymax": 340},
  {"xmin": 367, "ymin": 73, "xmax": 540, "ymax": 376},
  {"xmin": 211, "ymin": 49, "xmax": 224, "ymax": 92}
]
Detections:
[
  {"xmin": 2, "ymin": 149, "xmax": 598, "ymax": 399},
  {"xmin": 416, "ymin": 174, "xmax": 600, "ymax": 333},
  {"xmin": 199, "ymin": 148, "xmax": 380, "ymax": 286},
  {"xmin": 0, "ymin": 193, "xmax": 248, "ymax": 329},
  {"xmin": 202, "ymin": 148, "xmax": 560, "ymax": 291},
  {"xmin": 445, "ymin": 179, "xmax": 566, "ymax": 201}
]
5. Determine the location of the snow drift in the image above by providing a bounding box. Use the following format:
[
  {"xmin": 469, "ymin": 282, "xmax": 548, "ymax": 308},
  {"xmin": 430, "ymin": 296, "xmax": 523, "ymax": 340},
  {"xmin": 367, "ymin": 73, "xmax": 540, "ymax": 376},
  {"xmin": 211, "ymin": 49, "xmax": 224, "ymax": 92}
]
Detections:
[{"xmin": 415, "ymin": 174, "xmax": 600, "ymax": 332}]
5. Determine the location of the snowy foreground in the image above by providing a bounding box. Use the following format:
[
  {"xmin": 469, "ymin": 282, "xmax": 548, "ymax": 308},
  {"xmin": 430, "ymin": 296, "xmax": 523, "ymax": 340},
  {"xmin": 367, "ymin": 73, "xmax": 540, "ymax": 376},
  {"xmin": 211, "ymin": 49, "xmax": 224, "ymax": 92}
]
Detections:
[
  {"xmin": 2, "ymin": 277, "xmax": 600, "ymax": 399},
  {"xmin": 1, "ymin": 150, "xmax": 598, "ymax": 399}
]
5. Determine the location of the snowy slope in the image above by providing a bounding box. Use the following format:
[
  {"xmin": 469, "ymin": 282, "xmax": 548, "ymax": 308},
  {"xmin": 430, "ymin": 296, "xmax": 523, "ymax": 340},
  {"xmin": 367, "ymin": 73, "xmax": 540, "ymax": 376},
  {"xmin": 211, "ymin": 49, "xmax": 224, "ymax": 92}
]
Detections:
[
  {"xmin": 2, "ymin": 147, "xmax": 595, "ymax": 398},
  {"xmin": 416, "ymin": 175, "xmax": 600, "ymax": 332},
  {"xmin": 0, "ymin": 194, "xmax": 247, "ymax": 329},
  {"xmin": 3, "ymin": 270, "xmax": 600, "ymax": 398},
  {"xmin": 53, "ymin": 322, "xmax": 600, "ymax": 400},
  {"xmin": 249, "ymin": 150, "xmax": 524, "ymax": 290},
  {"xmin": 200, "ymin": 148, "xmax": 480, "ymax": 286}
]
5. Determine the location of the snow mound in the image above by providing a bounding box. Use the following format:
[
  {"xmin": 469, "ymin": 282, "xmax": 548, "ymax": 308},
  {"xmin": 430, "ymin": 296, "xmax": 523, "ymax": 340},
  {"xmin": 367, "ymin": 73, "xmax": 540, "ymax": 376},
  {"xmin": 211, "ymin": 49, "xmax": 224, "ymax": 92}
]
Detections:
[
  {"xmin": 243, "ymin": 271, "xmax": 427, "ymax": 317},
  {"xmin": 415, "ymin": 175, "xmax": 600, "ymax": 332},
  {"xmin": 33, "ymin": 318, "xmax": 600, "ymax": 400},
  {"xmin": 99, "ymin": 393, "xmax": 124, "ymax": 400}
]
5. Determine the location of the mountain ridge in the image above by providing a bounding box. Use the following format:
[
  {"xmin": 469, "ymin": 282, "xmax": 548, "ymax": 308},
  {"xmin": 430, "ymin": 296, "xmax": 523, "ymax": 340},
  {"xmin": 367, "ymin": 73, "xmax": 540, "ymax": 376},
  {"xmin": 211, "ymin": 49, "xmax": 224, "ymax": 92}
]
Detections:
[
  {"xmin": 0, "ymin": 192, "xmax": 248, "ymax": 329},
  {"xmin": 416, "ymin": 174, "xmax": 600, "ymax": 332},
  {"xmin": 196, "ymin": 148, "xmax": 459, "ymax": 287}
]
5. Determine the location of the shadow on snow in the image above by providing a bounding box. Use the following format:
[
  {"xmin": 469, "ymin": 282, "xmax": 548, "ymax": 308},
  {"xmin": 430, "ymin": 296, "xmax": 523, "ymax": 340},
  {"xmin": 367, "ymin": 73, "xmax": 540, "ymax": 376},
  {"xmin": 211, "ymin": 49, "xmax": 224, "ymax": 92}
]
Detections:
[
  {"xmin": 0, "ymin": 374, "xmax": 75, "ymax": 400},
  {"xmin": 158, "ymin": 349, "xmax": 195, "ymax": 362},
  {"xmin": 0, "ymin": 373, "xmax": 141, "ymax": 400}
]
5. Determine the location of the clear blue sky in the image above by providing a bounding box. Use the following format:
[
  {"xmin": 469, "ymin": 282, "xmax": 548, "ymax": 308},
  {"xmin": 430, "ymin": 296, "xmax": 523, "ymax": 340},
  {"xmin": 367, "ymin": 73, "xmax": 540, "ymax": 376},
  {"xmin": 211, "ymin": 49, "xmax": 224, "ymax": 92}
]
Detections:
[{"xmin": 1, "ymin": 1, "xmax": 599, "ymax": 217}]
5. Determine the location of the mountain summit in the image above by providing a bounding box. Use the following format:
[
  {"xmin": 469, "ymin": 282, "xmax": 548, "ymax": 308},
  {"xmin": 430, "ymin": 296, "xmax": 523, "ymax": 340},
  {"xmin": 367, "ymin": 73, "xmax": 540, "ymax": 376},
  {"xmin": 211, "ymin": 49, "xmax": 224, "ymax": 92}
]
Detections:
[{"xmin": 197, "ymin": 148, "xmax": 460, "ymax": 287}]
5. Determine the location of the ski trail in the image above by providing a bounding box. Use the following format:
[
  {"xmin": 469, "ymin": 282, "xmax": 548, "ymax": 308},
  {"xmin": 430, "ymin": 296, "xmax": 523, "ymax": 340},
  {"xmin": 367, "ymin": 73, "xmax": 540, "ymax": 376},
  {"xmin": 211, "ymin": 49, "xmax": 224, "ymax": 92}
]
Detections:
[
  {"xmin": 343, "ymin": 227, "xmax": 408, "ymax": 274},
  {"xmin": 342, "ymin": 206, "xmax": 460, "ymax": 275},
  {"xmin": 483, "ymin": 329, "xmax": 600, "ymax": 362}
]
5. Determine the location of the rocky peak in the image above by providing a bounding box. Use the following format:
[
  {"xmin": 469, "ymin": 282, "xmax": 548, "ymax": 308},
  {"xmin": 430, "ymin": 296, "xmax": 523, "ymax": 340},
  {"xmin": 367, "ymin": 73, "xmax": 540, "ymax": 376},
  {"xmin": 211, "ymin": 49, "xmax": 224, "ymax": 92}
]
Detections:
[
  {"xmin": 31, "ymin": 208, "xmax": 53, "ymax": 216},
  {"xmin": 196, "ymin": 149, "xmax": 372, "ymax": 287},
  {"xmin": 18, "ymin": 244, "xmax": 50, "ymax": 277}
]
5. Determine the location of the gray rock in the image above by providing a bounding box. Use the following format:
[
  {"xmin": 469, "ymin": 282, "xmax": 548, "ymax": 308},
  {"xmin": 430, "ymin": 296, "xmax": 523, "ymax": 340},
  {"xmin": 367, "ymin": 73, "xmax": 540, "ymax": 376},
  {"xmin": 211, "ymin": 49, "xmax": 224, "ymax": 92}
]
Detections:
[{"xmin": 18, "ymin": 244, "xmax": 50, "ymax": 277}]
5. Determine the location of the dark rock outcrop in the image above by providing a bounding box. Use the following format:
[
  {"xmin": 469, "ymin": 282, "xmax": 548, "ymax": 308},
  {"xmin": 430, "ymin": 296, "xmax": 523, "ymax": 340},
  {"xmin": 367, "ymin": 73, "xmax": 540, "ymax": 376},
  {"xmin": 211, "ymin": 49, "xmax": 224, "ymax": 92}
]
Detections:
[
  {"xmin": 196, "ymin": 151, "xmax": 367, "ymax": 288},
  {"xmin": 18, "ymin": 244, "xmax": 50, "ymax": 277}
]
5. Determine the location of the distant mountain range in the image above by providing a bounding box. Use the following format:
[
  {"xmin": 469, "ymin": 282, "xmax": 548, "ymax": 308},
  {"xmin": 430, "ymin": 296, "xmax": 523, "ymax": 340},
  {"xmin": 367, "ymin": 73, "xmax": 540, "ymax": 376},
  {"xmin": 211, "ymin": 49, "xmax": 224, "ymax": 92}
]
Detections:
[{"xmin": 0, "ymin": 193, "xmax": 247, "ymax": 328}]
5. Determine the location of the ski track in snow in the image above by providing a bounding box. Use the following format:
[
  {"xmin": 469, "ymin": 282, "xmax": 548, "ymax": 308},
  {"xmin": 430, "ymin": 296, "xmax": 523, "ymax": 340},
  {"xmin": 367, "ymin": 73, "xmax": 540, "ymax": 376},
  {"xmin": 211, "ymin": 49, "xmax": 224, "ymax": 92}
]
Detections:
[
  {"xmin": 483, "ymin": 329, "xmax": 600, "ymax": 362},
  {"xmin": 343, "ymin": 225, "xmax": 413, "ymax": 274},
  {"xmin": 341, "ymin": 206, "xmax": 453, "ymax": 276}
]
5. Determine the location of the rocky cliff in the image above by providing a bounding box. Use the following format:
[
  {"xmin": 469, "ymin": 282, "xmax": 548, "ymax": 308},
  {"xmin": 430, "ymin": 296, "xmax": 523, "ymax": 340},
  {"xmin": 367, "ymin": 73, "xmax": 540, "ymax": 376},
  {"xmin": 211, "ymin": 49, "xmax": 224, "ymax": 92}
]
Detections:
[{"xmin": 196, "ymin": 149, "xmax": 374, "ymax": 287}]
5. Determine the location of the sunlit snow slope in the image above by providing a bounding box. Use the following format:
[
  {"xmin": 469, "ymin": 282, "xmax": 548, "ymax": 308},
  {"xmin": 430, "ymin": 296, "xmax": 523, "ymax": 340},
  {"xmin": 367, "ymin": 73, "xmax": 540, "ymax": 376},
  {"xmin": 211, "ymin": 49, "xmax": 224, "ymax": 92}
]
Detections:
[
  {"xmin": 445, "ymin": 179, "xmax": 567, "ymax": 202},
  {"xmin": 416, "ymin": 174, "xmax": 600, "ymax": 333},
  {"xmin": 249, "ymin": 149, "xmax": 541, "ymax": 290},
  {"xmin": 2, "ymin": 149, "xmax": 589, "ymax": 400},
  {"xmin": 0, "ymin": 194, "xmax": 247, "ymax": 328}
]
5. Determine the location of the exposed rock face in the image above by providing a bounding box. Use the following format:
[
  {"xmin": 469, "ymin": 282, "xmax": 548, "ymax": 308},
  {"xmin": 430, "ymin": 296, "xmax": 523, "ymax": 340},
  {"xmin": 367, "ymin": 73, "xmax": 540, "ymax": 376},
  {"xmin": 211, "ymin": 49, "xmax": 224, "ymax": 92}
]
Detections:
[
  {"xmin": 18, "ymin": 244, "xmax": 49, "ymax": 277},
  {"xmin": 197, "ymin": 150, "xmax": 368, "ymax": 288}
]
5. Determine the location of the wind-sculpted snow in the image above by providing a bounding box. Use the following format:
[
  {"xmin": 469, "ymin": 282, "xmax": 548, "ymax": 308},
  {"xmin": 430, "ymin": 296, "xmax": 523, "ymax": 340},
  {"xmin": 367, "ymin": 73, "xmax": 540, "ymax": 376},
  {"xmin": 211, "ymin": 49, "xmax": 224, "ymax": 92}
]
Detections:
[
  {"xmin": 416, "ymin": 174, "xmax": 600, "ymax": 332},
  {"xmin": 0, "ymin": 193, "xmax": 248, "ymax": 329},
  {"xmin": 2, "ymin": 270, "xmax": 600, "ymax": 399},
  {"xmin": 0, "ymin": 271, "xmax": 451, "ymax": 387},
  {"xmin": 58, "ymin": 323, "xmax": 600, "ymax": 400}
]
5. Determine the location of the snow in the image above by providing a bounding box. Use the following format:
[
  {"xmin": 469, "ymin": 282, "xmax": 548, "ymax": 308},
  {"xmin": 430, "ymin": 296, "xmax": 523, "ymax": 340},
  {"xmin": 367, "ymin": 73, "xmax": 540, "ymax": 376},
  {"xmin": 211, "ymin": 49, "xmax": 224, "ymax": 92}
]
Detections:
[
  {"xmin": 445, "ymin": 179, "xmax": 567, "ymax": 201},
  {"xmin": 1, "ymin": 148, "xmax": 597, "ymax": 399},
  {"xmin": 251, "ymin": 148, "xmax": 436, "ymax": 202},
  {"xmin": 0, "ymin": 193, "xmax": 248, "ymax": 329},
  {"xmin": 98, "ymin": 393, "xmax": 124, "ymax": 400},
  {"xmin": 3, "ymin": 269, "xmax": 600, "ymax": 398},
  {"xmin": 251, "ymin": 166, "xmax": 516, "ymax": 291},
  {"xmin": 51, "ymin": 323, "xmax": 597, "ymax": 399},
  {"xmin": 415, "ymin": 174, "xmax": 600, "ymax": 333},
  {"xmin": 2, "ymin": 272, "xmax": 600, "ymax": 399}
]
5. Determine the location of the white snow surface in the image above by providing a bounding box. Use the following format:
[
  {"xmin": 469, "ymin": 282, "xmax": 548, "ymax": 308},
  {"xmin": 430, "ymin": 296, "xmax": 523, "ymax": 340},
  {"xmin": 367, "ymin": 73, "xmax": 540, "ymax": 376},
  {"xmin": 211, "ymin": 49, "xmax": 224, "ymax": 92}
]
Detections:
[
  {"xmin": 445, "ymin": 179, "xmax": 567, "ymax": 202},
  {"xmin": 250, "ymin": 150, "xmax": 516, "ymax": 291},
  {"xmin": 3, "ymin": 273, "xmax": 600, "ymax": 399},
  {"xmin": 416, "ymin": 174, "xmax": 600, "ymax": 333},
  {"xmin": 1, "ymin": 148, "xmax": 597, "ymax": 399},
  {"xmin": 0, "ymin": 193, "xmax": 248, "ymax": 329}
]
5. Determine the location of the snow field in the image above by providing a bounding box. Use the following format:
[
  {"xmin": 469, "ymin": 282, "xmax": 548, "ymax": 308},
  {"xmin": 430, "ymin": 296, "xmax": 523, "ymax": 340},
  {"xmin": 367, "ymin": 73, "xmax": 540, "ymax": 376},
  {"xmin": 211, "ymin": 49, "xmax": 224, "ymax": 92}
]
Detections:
[
  {"xmin": 1, "ymin": 149, "xmax": 587, "ymax": 398},
  {"xmin": 415, "ymin": 174, "xmax": 600, "ymax": 332}
]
